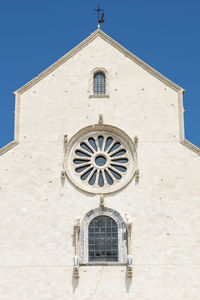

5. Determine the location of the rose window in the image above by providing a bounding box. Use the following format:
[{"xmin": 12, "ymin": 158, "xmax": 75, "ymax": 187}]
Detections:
[
  {"xmin": 64, "ymin": 125, "xmax": 137, "ymax": 194},
  {"xmin": 74, "ymin": 135, "xmax": 128, "ymax": 186}
]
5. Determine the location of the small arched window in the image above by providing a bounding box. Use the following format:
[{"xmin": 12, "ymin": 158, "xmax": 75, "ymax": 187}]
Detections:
[
  {"xmin": 93, "ymin": 72, "xmax": 106, "ymax": 94},
  {"xmin": 88, "ymin": 216, "xmax": 118, "ymax": 262}
]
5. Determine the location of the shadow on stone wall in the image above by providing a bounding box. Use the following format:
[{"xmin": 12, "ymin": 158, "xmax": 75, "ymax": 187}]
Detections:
[
  {"xmin": 125, "ymin": 269, "xmax": 132, "ymax": 293},
  {"xmin": 72, "ymin": 273, "xmax": 79, "ymax": 293}
]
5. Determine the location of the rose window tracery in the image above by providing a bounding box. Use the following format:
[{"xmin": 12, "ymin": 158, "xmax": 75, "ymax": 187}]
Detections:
[
  {"xmin": 74, "ymin": 135, "xmax": 128, "ymax": 186},
  {"xmin": 64, "ymin": 125, "xmax": 137, "ymax": 194}
]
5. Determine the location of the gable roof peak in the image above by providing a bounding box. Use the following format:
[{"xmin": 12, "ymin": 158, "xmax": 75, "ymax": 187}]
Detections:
[{"xmin": 15, "ymin": 28, "xmax": 183, "ymax": 95}]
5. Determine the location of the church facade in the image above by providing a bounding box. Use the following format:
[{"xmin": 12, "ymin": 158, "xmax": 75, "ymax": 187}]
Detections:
[{"xmin": 0, "ymin": 29, "xmax": 200, "ymax": 300}]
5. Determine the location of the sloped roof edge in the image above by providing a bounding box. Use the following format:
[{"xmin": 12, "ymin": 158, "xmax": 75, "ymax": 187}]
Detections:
[
  {"xmin": 15, "ymin": 29, "xmax": 183, "ymax": 95},
  {"xmin": 0, "ymin": 141, "xmax": 18, "ymax": 156},
  {"xmin": 181, "ymin": 139, "xmax": 200, "ymax": 156}
]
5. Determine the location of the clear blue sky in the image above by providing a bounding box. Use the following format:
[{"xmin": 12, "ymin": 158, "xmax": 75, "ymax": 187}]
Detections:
[{"xmin": 0, "ymin": 0, "xmax": 199, "ymax": 148}]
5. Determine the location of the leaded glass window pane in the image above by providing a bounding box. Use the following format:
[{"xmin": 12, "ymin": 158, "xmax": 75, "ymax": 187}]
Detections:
[
  {"xmin": 88, "ymin": 216, "xmax": 118, "ymax": 262},
  {"xmin": 94, "ymin": 72, "xmax": 106, "ymax": 94}
]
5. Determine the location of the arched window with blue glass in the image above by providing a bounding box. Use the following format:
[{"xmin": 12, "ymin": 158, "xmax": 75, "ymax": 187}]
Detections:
[{"xmin": 93, "ymin": 72, "xmax": 106, "ymax": 94}]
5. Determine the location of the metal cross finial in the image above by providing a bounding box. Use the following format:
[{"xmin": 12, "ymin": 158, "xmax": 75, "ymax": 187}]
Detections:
[{"xmin": 94, "ymin": 5, "xmax": 105, "ymax": 28}]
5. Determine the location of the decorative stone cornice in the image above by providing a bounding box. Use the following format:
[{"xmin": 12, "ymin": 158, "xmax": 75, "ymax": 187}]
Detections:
[
  {"xmin": 97, "ymin": 30, "xmax": 183, "ymax": 92},
  {"xmin": 0, "ymin": 141, "xmax": 18, "ymax": 156},
  {"xmin": 180, "ymin": 139, "xmax": 200, "ymax": 156},
  {"xmin": 0, "ymin": 91, "xmax": 20, "ymax": 157},
  {"xmin": 178, "ymin": 90, "xmax": 200, "ymax": 156}
]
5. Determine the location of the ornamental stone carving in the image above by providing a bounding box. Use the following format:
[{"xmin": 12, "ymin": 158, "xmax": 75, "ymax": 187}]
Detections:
[{"xmin": 64, "ymin": 124, "xmax": 137, "ymax": 194}]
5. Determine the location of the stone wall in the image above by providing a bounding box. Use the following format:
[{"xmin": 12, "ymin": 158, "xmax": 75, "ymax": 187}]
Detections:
[{"xmin": 0, "ymin": 32, "xmax": 200, "ymax": 300}]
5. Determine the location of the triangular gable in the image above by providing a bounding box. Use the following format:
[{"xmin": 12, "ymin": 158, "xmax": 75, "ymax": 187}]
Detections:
[
  {"xmin": 15, "ymin": 29, "xmax": 183, "ymax": 95},
  {"xmin": 1, "ymin": 28, "xmax": 197, "ymax": 157}
]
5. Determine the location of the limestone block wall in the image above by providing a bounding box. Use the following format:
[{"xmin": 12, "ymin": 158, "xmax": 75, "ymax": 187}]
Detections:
[
  {"xmin": 18, "ymin": 36, "xmax": 180, "ymax": 143},
  {"xmin": 0, "ymin": 33, "xmax": 200, "ymax": 300}
]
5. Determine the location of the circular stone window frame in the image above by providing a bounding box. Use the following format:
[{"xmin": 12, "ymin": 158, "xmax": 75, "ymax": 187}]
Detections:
[{"xmin": 64, "ymin": 124, "xmax": 138, "ymax": 195}]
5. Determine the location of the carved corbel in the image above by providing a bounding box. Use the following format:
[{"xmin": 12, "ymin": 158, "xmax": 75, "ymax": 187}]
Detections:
[
  {"xmin": 73, "ymin": 255, "xmax": 80, "ymax": 279},
  {"xmin": 127, "ymin": 255, "xmax": 133, "ymax": 277},
  {"xmin": 73, "ymin": 216, "xmax": 81, "ymax": 278},
  {"xmin": 125, "ymin": 214, "xmax": 133, "ymax": 277},
  {"xmin": 63, "ymin": 134, "xmax": 68, "ymax": 157},
  {"xmin": 61, "ymin": 169, "xmax": 65, "ymax": 179},
  {"xmin": 61, "ymin": 160, "xmax": 66, "ymax": 179},
  {"xmin": 64, "ymin": 134, "xmax": 68, "ymax": 144},
  {"xmin": 135, "ymin": 169, "xmax": 140, "ymax": 183},
  {"xmin": 134, "ymin": 135, "xmax": 139, "ymax": 146},
  {"xmin": 99, "ymin": 113, "xmax": 103, "ymax": 125},
  {"xmin": 100, "ymin": 194, "xmax": 105, "ymax": 207}
]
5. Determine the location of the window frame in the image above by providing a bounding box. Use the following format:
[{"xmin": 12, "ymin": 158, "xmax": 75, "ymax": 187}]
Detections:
[
  {"xmin": 80, "ymin": 207, "xmax": 127, "ymax": 265},
  {"xmin": 93, "ymin": 72, "xmax": 106, "ymax": 95},
  {"xmin": 89, "ymin": 67, "xmax": 110, "ymax": 98}
]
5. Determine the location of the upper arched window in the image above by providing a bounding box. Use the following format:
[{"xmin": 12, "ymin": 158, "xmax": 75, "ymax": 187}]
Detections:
[
  {"xmin": 93, "ymin": 72, "xmax": 106, "ymax": 94},
  {"xmin": 88, "ymin": 216, "xmax": 118, "ymax": 262}
]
